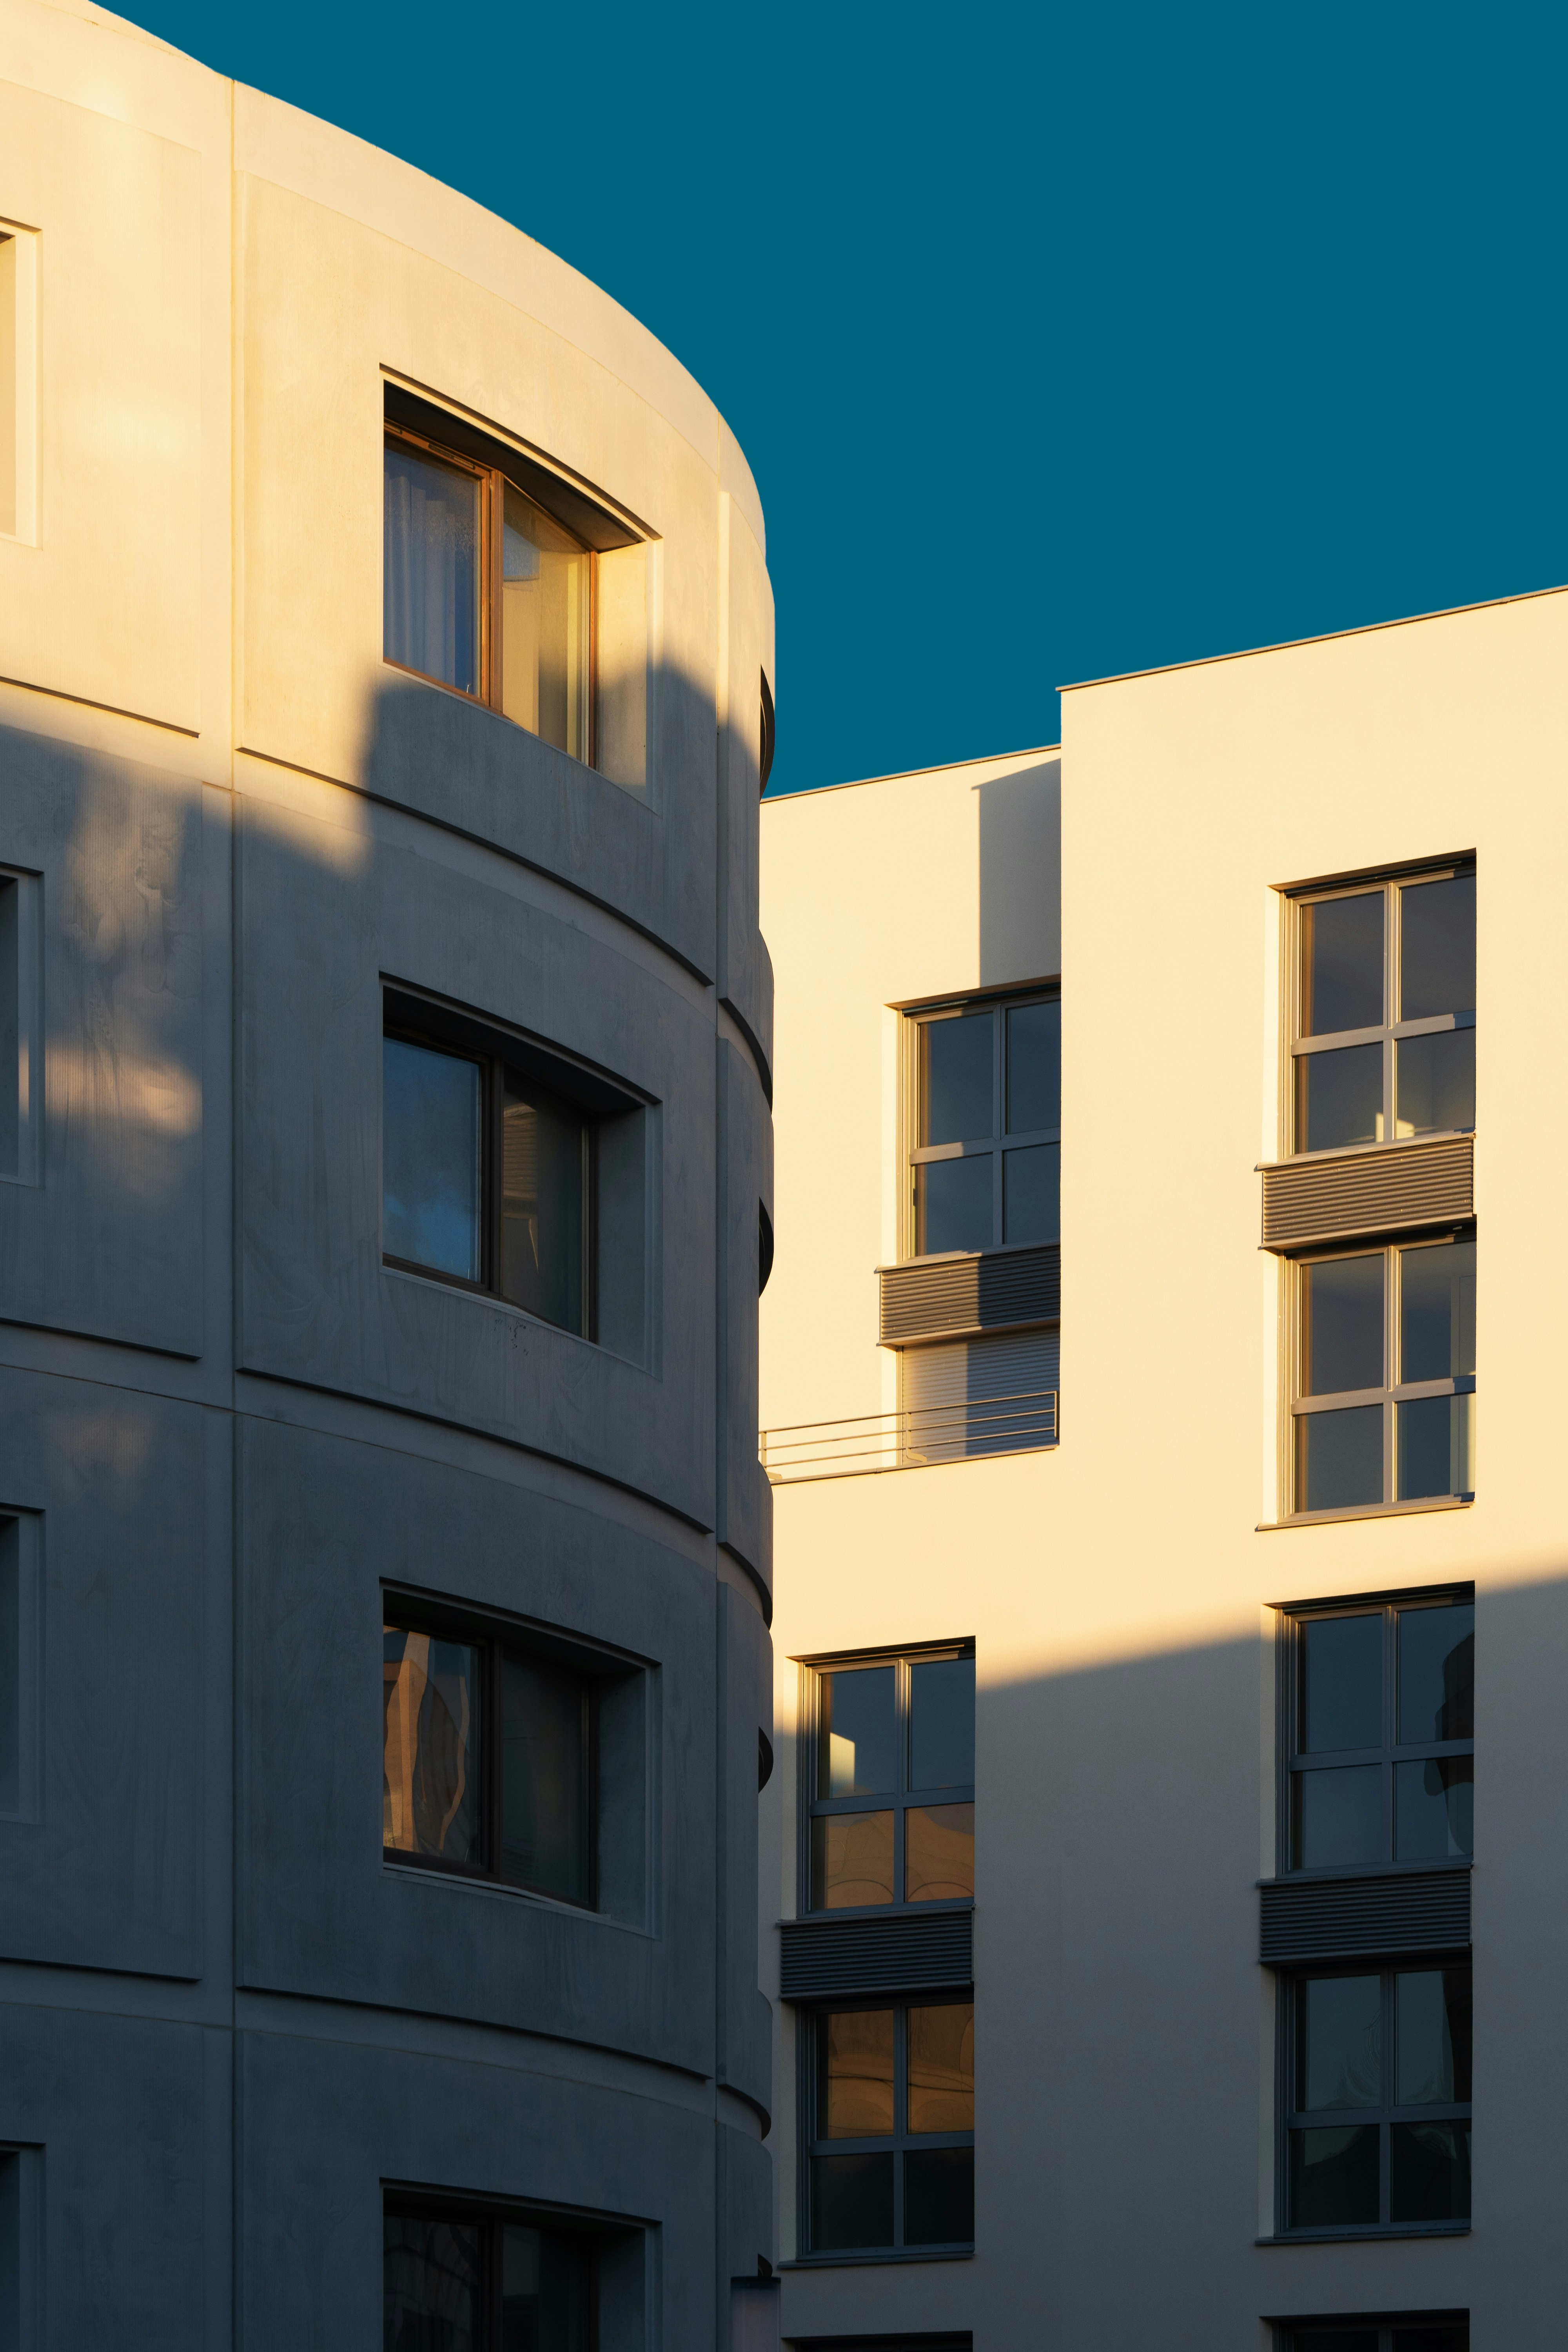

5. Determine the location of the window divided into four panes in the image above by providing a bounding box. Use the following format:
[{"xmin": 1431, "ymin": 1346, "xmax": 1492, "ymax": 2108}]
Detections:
[
  {"xmin": 1293, "ymin": 1240, "xmax": 1475, "ymax": 1514},
  {"xmin": 1285, "ymin": 1965, "xmax": 1472, "ymax": 2232},
  {"xmin": 807, "ymin": 1654, "xmax": 975, "ymax": 1912},
  {"xmin": 909, "ymin": 995, "xmax": 1059, "ymax": 1257},
  {"xmin": 807, "ymin": 2000, "xmax": 975, "ymax": 2255}
]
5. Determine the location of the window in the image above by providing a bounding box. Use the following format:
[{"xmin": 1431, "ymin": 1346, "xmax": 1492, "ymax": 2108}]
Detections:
[
  {"xmin": 759, "ymin": 670, "xmax": 776, "ymax": 793},
  {"xmin": 804, "ymin": 1999, "xmax": 974, "ymax": 2256},
  {"xmin": 384, "ymin": 2196, "xmax": 641, "ymax": 2349},
  {"xmin": 1276, "ymin": 2321, "xmax": 1467, "ymax": 2352},
  {"xmin": 1291, "ymin": 1238, "xmax": 1474, "ymax": 1515},
  {"xmin": 1281, "ymin": 1964, "xmax": 1471, "ymax": 2234},
  {"xmin": 1291, "ymin": 868, "xmax": 1474, "ymax": 1156},
  {"xmin": 0, "ymin": 1516, "xmax": 40, "ymax": 1822},
  {"xmin": 907, "ymin": 993, "xmax": 1058, "ymax": 1257},
  {"xmin": 0, "ymin": 223, "xmax": 38, "ymax": 544},
  {"xmin": 381, "ymin": 987, "xmax": 650, "ymax": 1355},
  {"xmin": 383, "ymin": 1598, "xmax": 648, "ymax": 1922},
  {"xmin": 805, "ymin": 1651, "xmax": 973, "ymax": 1913},
  {"xmin": 0, "ymin": 869, "xmax": 40, "ymax": 1185}
]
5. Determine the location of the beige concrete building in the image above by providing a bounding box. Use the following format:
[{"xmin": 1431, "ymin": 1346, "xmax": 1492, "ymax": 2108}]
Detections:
[{"xmin": 759, "ymin": 591, "xmax": 1567, "ymax": 2350}]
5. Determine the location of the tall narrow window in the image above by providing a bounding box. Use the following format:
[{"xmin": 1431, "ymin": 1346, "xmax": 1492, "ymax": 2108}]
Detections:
[
  {"xmin": 500, "ymin": 484, "xmax": 590, "ymax": 758},
  {"xmin": 0, "ymin": 870, "xmax": 39, "ymax": 1185},
  {"xmin": 1293, "ymin": 1237, "xmax": 1474, "ymax": 1514},
  {"xmin": 806, "ymin": 1999, "xmax": 975, "ymax": 2255},
  {"xmin": 806, "ymin": 1650, "xmax": 974, "ymax": 1912},
  {"xmin": 1283, "ymin": 1965, "xmax": 1471, "ymax": 2234},
  {"xmin": 908, "ymin": 990, "xmax": 1059, "ymax": 1256}
]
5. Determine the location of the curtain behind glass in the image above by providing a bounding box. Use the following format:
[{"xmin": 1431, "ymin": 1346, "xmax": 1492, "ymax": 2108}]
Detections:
[{"xmin": 385, "ymin": 441, "xmax": 481, "ymax": 695}]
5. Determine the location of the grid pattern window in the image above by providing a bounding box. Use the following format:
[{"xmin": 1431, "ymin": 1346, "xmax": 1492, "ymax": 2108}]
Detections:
[
  {"xmin": 385, "ymin": 2196, "xmax": 637, "ymax": 2348},
  {"xmin": 805, "ymin": 1652, "xmax": 974, "ymax": 1914},
  {"xmin": 1291, "ymin": 868, "xmax": 1474, "ymax": 1156},
  {"xmin": 908, "ymin": 993, "xmax": 1058, "ymax": 1257},
  {"xmin": 1277, "ymin": 2323, "xmax": 1466, "ymax": 2352},
  {"xmin": 1292, "ymin": 1239, "xmax": 1474, "ymax": 1515},
  {"xmin": 1282, "ymin": 1595, "xmax": 1472, "ymax": 1874},
  {"xmin": 1281, "ymin": 1965, "xmax": 1471, "ymax": 2235},
  {"xmin": 804, "ymin": 2000, "xmax": 974, "ymax": 2256}
]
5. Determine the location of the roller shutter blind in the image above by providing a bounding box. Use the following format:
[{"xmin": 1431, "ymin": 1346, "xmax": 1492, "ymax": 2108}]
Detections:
[{"xmin": 900, "ymin": 1329, "xmax": 1059, "ymax": 1462}]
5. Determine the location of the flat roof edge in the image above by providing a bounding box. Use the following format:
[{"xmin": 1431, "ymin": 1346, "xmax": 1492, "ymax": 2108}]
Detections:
[{"xmin": 762, "ymin": 742, "xmax": 1061, "ymax": 806}]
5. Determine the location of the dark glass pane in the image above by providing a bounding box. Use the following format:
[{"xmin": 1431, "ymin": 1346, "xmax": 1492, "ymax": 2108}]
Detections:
[
  {"xmin": 915, "ymin": 1156, "xmax": 992, "ymax": 1254},
  {"xmin": 811, "ymin": 1812, "xmax": 895, "ymax": 1909},
  {"xmin": 918, "ymin": 1012, "xmax": 994, "ymax": 1145},
  {"xmin": 818, "ymin": 1666, "xmax": 897, "ymax": 1796},
  {"xmin": 1400, "ymin": 873, "xmax": 1475, "ymax": 1020},
  {"xmin": 1298, "ymin": 1406, "xmax": 1383, "ymax": 1512},
  {"xmin": 818, "ymin": 2008, "xmax": 895, "ymax": 2138},
  {"xmin": 1397, "ymin": 1603, "xmax": 1474, "ymax": 1743},
  {"xmin": 384, "ymin": 440, "xmax": 481, "ymax": 694},
  {"xmin": 1006, "ymin": 999, "xmax": 1060, "ymax": 1132},
  {"xmin": 1002, "ymin": 1142, "xmax": 1058, "ymax": 1243},
  {"xmin": 383, "ymin": 1038, "xmax": 483, "ymax": 1280},
  {"xmin": 1302, "ymin": 1257, "xmax": 1384, "ymax": 1396},
  {"xmin": 384, "ymin": 2214, "xmax": 483, "ymax": 2352},
  {"xmin": 909, "ymin": 1657, "xmax": 975, "ymax": 1789},
  {"xmin": 809, "ymin": 2152, "xmax": 893, "ymax": 2251},
  {"xmin": 1288, "ymin": 2124, "xmax": 1380, "ymax": 2228},
  {"xmin": 1289, "ymin": 2336, "xmax": 1379, "ymax": 2352},
  {"xmin": 1399, "ymin": 1241, "xmax": 1476, "ymax": 1381},
  {"xmin": 1299, "ymin": 1975, "xmax": 1381, "ymax": 2110},
  {"xmin": 383, "ymin": 1627, "xmax": 483, "ymax": 1867},
  {"xmin": 1301, "ymin": 1612, "xmax": 1383, "ymax": 1751},
  {"xmin": 908, "ymin": 2003, "xmax": 973, "ymax": 2132},
  {"xmin": 1396, "ymin": 1967, "xmax": 1472, "ymax": 2105},
  {"xmin": 1396, "ymin": 1029, "xmax": 1474, "ymax": 1137},
  {"xmin": 1397, "ymin": 1396, "xmax": 1471, "ymax": 1502},
  {"xmin": 500, "ymin": 1653, "xmax": 588, "ymax": 1904},
  {"xmin": 1292, "ymin": 1766, "xmax": 1384, "ymax": 1869},
  {"xmin": 1301, "ymin": 892, "xmax": 1385, "ymax": 1034},
  {"xmin": 1395, "ymin": 1757, "xmax": 1473, "ymax": 1860},
  {"xmin": 1390, "ymin": 2122, "xmax": 1470, "ymax": 2223},
  {"xmin": 1297, "ymin": 1042, "xmax": 1384, "ymax": 1152},
  {"xmin": 500, "ymin": 2225, "xmax": 591, "ymax": 2352},
  {"xmin": 501, "ymin": 1073, "xmax": 586, "ymax": 1336},
  {"xmin": 904, "ymin": 2147, "xmax": 974, "ymax": 2245},
  {"xmin": 905, "ymin": 1804, "xmax": 974, "ymax": 1902},
  {"xmin": 1391, "ymin": 2330, "xmax": 1469, "ymax": 2352}
]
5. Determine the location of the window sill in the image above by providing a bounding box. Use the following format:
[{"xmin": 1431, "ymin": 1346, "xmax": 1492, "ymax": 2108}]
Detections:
[
  {"xmin": 1258, "ymin": 2224, "xmax": 1469, "ymax": 2246},
  {"xmin": 780, "ymin": 2249, "xmax": 975, "ymax": 2269},
  {"xmin": 1258, "ymin": 1494, "xmax": 1473, "ymax": 1532}
]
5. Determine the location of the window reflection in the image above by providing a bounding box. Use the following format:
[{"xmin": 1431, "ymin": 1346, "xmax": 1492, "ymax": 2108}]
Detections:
[
  {"xmin": 909, "ymin": 1657, "xmax": 975, "ymax": 1788},
  {"xmin": 918, "ymin": 1013, "xmax": 993, "ymax": 1145},
  {"xmin": 1301, "ymin": 893, "xmax": 1384, "ymax": 1034},
  {"xmin": 383, "ymin": 1627, "xmax": 481, "ymax": 1867},
  {"xmin": 1399, "ymin": 875, "xmax": 1475, "ymax": 1020},
  {"xmin": 915, "ymin": 1156, "xmax": 991, "ymax": 1254},
  {"xmin": 820, "ymin": 2008, "xmax": 894, "ymax": 2137},
  {"xmin": 383, "ymin": 1038, "xmax": 483, "ymax": 1281},
  {"xmin": 1296, "ymin": 1041, "xmax": 1384, "ymax": 1151},
  {"xmin": 1301, "ymin": 1257, "xmax": 1384, "ymax": 1396},
  {"xmin": 819, "ymin": 1666, "xmax": 896, "ymax": 1796},
  {"xmin": 501, "ymin": 483, "xmax": 591, "ymax": 759},
  {"xmin": 501, "ymin": 1073, "xmax": 587, "ymax": 1336},
  {"xmin": 1005, "ymin": 999, "xmax": 1060, "ymax": 1132},
  {"xmin": 907, "ymin": 2003, "xmax": 973, "ymax": 2132},
  {"xmin": 905, "ymin": 1804, "xmax": 974, "ymax": 1902},
  {"xmin": 813, "ymin": 1811, "xmax": 895, "ymax": 1908}
]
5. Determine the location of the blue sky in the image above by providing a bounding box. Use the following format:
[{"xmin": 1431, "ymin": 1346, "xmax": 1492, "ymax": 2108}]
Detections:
[{"xmin": 134, "ymin": 0, "xmax": 1568, "ymax": 794}]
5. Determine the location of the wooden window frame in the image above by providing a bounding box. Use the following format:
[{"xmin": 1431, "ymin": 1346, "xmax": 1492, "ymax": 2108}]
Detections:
[
  {"xmin": 799, "ymin": 1646, "xmax": 975, "ymax": 1921},
  {"xmin": 904, "ymin": 986, "xmax": 1060, "ymax": 1261},
  {"xmin": 799, "ymin": 1996, "xmax": 975, "ymax": 2261}
]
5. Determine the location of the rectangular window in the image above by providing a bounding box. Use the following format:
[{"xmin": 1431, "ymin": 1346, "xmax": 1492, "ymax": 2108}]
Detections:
[
  {"xmin": 0, "ymin": 1515, "xmax": 40, "ymax": 1822},
  {"xmin": 0, "ymin": 869, "xmax": 40, "ymax": 1185},
  {"xmin": 0, "ymin": 223, "xmax": 38, "ymax": 545},
  {"xmin": 907, "ymin": 992, "xmax": 1059, "ymax": 1257},
  {"xmin": 1282, "ymin": 1593, "xmax": 1472, "ymax": 1873},
  {"xmin": 1292, "ymin": 1238, "xmax": 1474, "ymax": 1514},
  {"xmin": 1282, "ymin": 1964, "xmax": 1471, "ymax": 2234},
  {"xmin": 805, "ymin": 1999, "xmax": 974, "ymax": 2256},
  {"xmin": 805, "ymin": 1650, "xmax": 973, "ymax": 1913},
  {"xmin": 383, "ymin": 1599, "xmax": 648, "ymax": 1922},
  {"xmin": 384, "ymin": 2196, "xmax": 642, "ymax": 2348},
  {"xmin": 1291, "ymin": 867, "xmax": 1474, "ymax": 1156},
  {"xmin": 1276, "ymin": 2321, "xmax": 1467, "ymax": 2352}
]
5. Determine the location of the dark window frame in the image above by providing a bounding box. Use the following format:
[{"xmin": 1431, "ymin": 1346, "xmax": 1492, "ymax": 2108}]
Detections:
[
  {"xmin": 383, "ymin": 2185, "xmax": 633, "ymax": 2349},
  {"xmin": 904, "ymin": 985, "xmax": 1060, "ymax": 1261},
  {"xmin": 1270, "ymin": 2316, "xmax": 1468, "ymax": 2352},
  {"xmin": 798, "ymin": 1645, "xmax": 975, "ymax": 1922},
  {"xmin": 799, "ymin": 1996, "xmax": 975, "ymax": 2262},
  {"xmin": 382, "ymin": 1589, "xmax": 600, "ymax": 1911}
]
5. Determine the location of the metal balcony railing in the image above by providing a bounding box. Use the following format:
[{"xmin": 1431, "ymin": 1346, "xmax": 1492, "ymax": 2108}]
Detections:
[{"xmin": 759, "ymin": 1390, "xmax": 1058, "ymax": 1484}]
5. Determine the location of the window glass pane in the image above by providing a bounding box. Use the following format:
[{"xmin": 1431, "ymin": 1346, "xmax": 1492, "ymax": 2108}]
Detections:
[
  {"xmin": 1298, "ymin": 1405, "xmax": 1384, "ymax": 1512},
  {"xmin": 501, "ymin": 1073, "xmax": 586, "ymax": 1336},
  {"xmin": 1399, "ymin": 1241, "xmax": 1475, "ymax": 1383},
  {"xmin": 1392, "ymin": 2329, "xmax": 1469, "ymax": 2352},
  {"xmin": 1390, "ymin": 2121, "xmax": 1470, "ymax": 2222},
  {"xmin": 819, "ymin": 2008, "xmax": 895, "ymax": 2137},
  {"xmin": 907, "ymin": 2004, "xmax": 973, "ymax": 2132},
  {"xmin": 1396, "ymin": 1968, "xmax": 1471, "ymax": 2105},
  {"xmin": 384, "ymin": 2214, "xmax": 484, "ymax": 2351},
  {"xmin": 1290, "ymin": 2336, "xmax": 1380, "ymax": 2352},
  {"xmin": 1394, "ymin": 1757, "xmax": 1473, "ymax": 1860},
  {"xmin": 1002, "ymin": 1142, "xmax": 1059, "ymax": 1243},
  {"xmin": 383, "ymin": 1627, "xmax": 483, "ymax": 1866},
  {"xmin": 909, "ymin": 1657, "xmax": 975, "ymax": 1789},
  {"xmin": 905, "ymin": 1803, "xmax": 974, "ymax": 1902},
  {"xmin": 1288, "ymin": 2124, "xmax": 1380, "ymax": 2228},
  {"xmin": 501, "ymin": 484, "xmax": 591, "ymax": 760},
  {"xmin": 1005, "ymin": 999, "xmax": 1060, "ymax": 1132},
  {"xmin": 1397, "ymin": 1602, "xmax": 1474, "ymax": 1743},
  {"xmin": 501, "ymin": 2225, "xmax": 591, "ymax": 2352},
  {"xmin": 1296, "ymin": 1041, "xmax": 1385, "ymax": 1152},
  {"xmin": 811, "ymin": 1811, "xmax": 895, "ymax": 1908},
  {"xmin": 818, "ymin": 1666, "xmax": 896, "ymax": 1796},
  {"xmin": 915, "ymin": 1156, "xmax": 992, "ymax": 1254},
  {"xmin": 1400, "ymin": 874, "xmax": 1475, "ymax": 1020},
  {"xmin": 918, "ymin": 1012, "xmax": 994, "ymax": 1145},
  {"xmin": 904, "ymin": 2147, "xmax": 973, "ymax": 2245},
  {"xmin": 1396, "ymin": 1395, "xmax": 1472, "ymax": 1501},
  {"xmin": 1301, "ymin": 1613, "xmax": 1383, "ymax": 1752},
  {"xmin": 1302, "ymin": 1257, "xmax": 1384, "ymax": 1396},
  {"xmin": 1299, "ymin": 1975, "xmax": 1381, "ymax": 2110},
  {"xmin": 500, "ymin": 1653, "xmax": 588, "ymax": 1904},
  {"xmin": 383, "ymin": 442, "xmax": 481, "ymax": 695},
  {"xmin": 383, "ymin": 1038, "xmax": 483, "ymax": 1281},
  {"xmin": 1301, "ymin": 893, "xmax": 1384, "ymax": 1034},
  {"xmin": 1396, "ymin": 1027, "xmax": 1475, "ymax": 1138},
  {"xmin": 1292, "ymin": 1765, "xmax": 1383, "ymax": 1869},
  {"xmin": 809, "ymin": 2152, "xmax": 894, "ymax": 2250}
]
